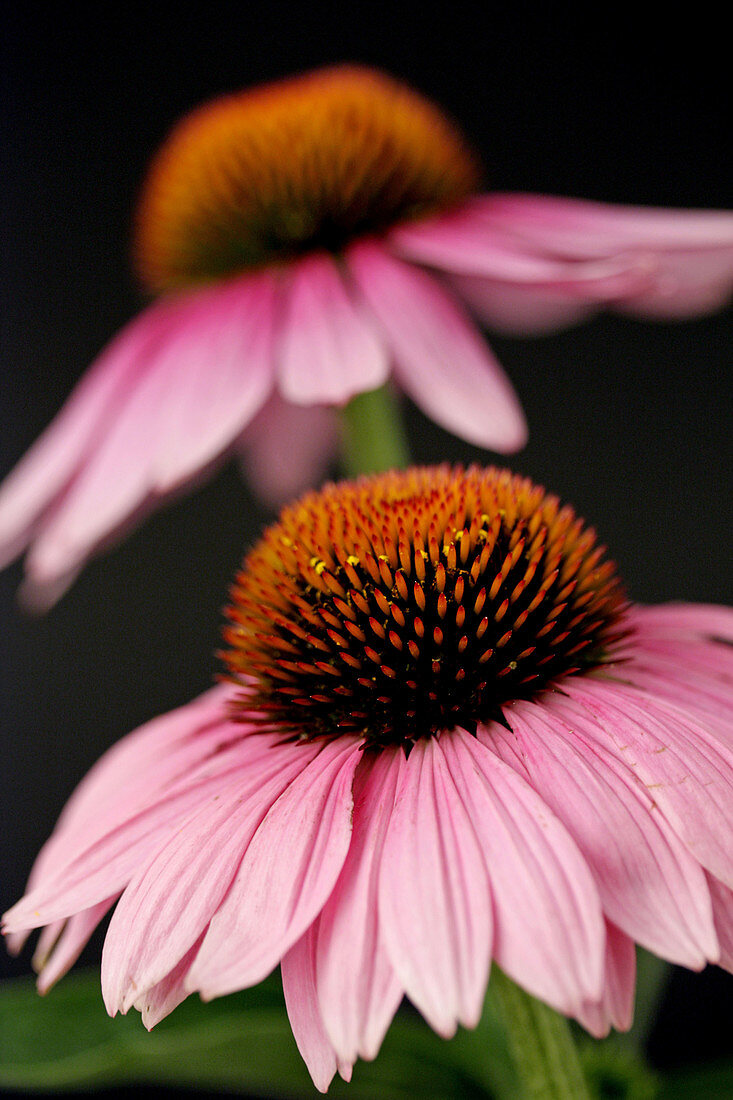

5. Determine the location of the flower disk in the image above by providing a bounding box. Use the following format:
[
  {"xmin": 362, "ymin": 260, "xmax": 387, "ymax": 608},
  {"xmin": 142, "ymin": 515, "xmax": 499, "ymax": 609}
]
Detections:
[
  {"xmin": 135, "ymin": 65, "xmax": 481, "ymax": 292},
  {"xmin": 224, "ymin": 467, "xmax": 629, "ymax": 748}
]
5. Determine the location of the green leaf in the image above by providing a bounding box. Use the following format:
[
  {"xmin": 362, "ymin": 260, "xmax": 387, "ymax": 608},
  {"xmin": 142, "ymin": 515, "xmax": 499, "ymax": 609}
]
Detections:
[{"xmin": 0, "ymin": 969, "xmax": 510, "ymax": 1098}]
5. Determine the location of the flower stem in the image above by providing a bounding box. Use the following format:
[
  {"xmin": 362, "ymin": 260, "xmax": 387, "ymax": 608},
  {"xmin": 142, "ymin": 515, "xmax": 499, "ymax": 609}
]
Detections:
[
  {"xmin": 490, "ymin": 968, "xmax": 592, "ymax": 1100},
  {"xmin": 339, "ymin": 385, "xmax": 411, "ymax": 477}
]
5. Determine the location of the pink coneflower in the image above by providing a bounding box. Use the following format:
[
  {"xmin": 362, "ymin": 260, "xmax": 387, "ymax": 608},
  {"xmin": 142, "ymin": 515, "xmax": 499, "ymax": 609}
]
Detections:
[
  {"xmin": 5, "ymin": 466, "xmax": 732, "ymax": 1091},
  {"xmin": 1, "ymin": 65, "xmax": 733, "ymax": 607}
]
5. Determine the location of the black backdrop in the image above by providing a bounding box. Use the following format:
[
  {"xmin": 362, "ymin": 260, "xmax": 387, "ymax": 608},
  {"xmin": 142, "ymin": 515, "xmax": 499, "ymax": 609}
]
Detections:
[{"xmin": 1, "ymin": 3, "xmax": 731, "ymax": 1093}]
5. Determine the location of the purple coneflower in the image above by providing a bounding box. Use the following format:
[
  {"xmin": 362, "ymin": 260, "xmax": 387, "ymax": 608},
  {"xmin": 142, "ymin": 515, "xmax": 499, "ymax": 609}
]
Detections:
[
  {"xmin": 1, "ymin": 66, "xmax": 732, "ymax": 606},
  {"xmin": 5, "ymin": 466, "xmax": 732, "ymax": 1091}
]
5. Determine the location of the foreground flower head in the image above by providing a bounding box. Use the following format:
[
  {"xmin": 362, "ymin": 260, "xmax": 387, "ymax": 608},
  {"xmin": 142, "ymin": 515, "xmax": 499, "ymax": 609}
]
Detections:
[
  {"xmin": 2, "ymin": 66, "xmax": 733, "ymax": 607},
  {"xmin": 5, "ymin": 465, "xmax": 732, "ymax": 1091}
]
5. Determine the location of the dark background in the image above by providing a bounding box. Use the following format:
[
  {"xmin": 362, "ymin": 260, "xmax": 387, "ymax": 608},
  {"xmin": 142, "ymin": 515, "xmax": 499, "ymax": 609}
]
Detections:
[{"xmin": 1, "ymin": 2, "xmax": 731, "ymax": 1093}]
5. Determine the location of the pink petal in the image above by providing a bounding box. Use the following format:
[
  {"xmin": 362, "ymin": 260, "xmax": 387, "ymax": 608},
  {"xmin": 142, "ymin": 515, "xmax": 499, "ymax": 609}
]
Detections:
[
  {"xmin": 619, "ymin": 636, "xmax": 733, "ymax": 749},
  {"xmin": 447, "ymin": 275, "xmax": 597, "ymax": 335},
  {"xmin": 617, "ymin": 248, "xmax": 733, "ymax": 319},
  {"xmin": 21, "ymin": 334, "xmax": 186, "ymax": 587},
  {"xmin": 389, "ymin": 207, "xmax": 653, "ymax": 291},
  {"xmin": 313, "ymin": 750, "xmax": 404, "ymax": 1063},
  {"xmin": 445, "ymin": 726, "xmax": 605, "ymax": 1015},
  {"xmin": 23, "ymin": 273, "xmax": 277, "ymax": 591},
  {"xmin": 0, "ymin": 297, "xmax": 181, "ymax": 570},
  {"xmin": 188, "ymin": 738, "xmax": 361, "ymax": 998},
  {"xmin": 282, "ymin": 927, "xmax": 342, "ymax": 1094},
  {"xmin": 20, "ymin": 686, "xmax": 235, "ymax": 889},
  {"xmin": 558, "ymin": 681, "xmax": 733, "ymax": 889},
  {"xmin": 346, "ymin": 241, "xmax": 527, "ymax": 452},
  {"xmin": 378, "ymin": 736, "xmax": 493, "ymax": 1036},
  {"xmin": 631, "ymin": 602, "xmax": 733, "ymax": 643},
  {"xmin": 470, "ymin": 193, "xmax": 733, "ymax": 319},
  {"xmin": 706, "ymin": 874, "xmax": 733, "ymax": 972},
  {"xmin": 576, "ymin": 922, "xmax": 636, "ymax": 1037},
  {"xmin": 493, "ymin": 699, "xmax": 717, "ymax": 967},
  {"xmin": 35, "ymin": 898, "xmax": 115, "ymax": 995},
  {"xmin": 621, "ymin": 635, "xmax": 733, "ymax": 683},
  {"xmin": 101, "ymin": 739, "xmax": 322, "ymax": 1015},
  {"xmin": 473, "ymin": 194, "xmax": 733, "ymax": 257},
  {"xmin": 238, "ymin": 395, "xmax": 339, "ymax": 507},
  {"xmin": 277, "ymin": 252, "xmax": 388, "ymax": 405},
  {"xmin": 148, "ymin": 271, "xmax": 277, "ymax": 492},
  {"xmin": 4, "ymin": 732, "xmax": 280, "ymax": 932},
  {"xmin": 133, "ymin": 936, "xmax": 204, "ymax": 1030}
]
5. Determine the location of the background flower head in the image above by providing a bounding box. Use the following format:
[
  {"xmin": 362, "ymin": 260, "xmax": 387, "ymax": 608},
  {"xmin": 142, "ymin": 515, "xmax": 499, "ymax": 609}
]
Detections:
[
  {"xmin": 5, "ymin": 466, "xmax": 732, "ymax": 1091},
  {"xmin": 1, "ymin": 62, "xmax": 732, "ymax": 608}
]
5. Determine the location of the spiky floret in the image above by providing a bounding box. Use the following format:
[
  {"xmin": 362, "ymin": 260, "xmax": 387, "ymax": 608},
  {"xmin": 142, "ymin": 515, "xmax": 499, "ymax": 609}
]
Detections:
[
  {"xmin": 223, "ymin": 467, "xmax": 629, "ymax": 749},
  {"xmin": 135, "ymin": 65, "xmax": 481, "ymax": 293}
]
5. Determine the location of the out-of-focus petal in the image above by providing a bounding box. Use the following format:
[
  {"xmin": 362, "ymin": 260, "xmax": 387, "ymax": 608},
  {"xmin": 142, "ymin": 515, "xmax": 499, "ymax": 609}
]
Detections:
[
  {"xmin": 347, "ymin": 241, "xmax": 527, "ymax": 451},
  {"xmin": 148, "ymin": 270, "xmax": 277, "ymax": 493},
  {"xmin": 0, "ymin": 297, "xmax": 182, "ymax": 570},
  {"xmin": 238, "ymin": 395, "xmax": 339, "ymax": 507},
  {"xmin": 446, "ymin": 275, "xmax": 597, "ymax": 335},
  {"xmin": 278, "ymin": 252, "xmax": 388, "ymax": 405},
  {"xmin": 471, "ymin": 193, "xmax": 733, "ymax": 257},
  {"xmin": 389, "ymin": 207, "xmax": 653, "ymax": 291}
]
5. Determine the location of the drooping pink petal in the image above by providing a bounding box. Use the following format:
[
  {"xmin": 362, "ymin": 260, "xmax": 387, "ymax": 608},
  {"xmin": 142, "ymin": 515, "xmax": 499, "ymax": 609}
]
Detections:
[
  {"xmin": 188, "ymin": 738, "xmax": 361, "ymax": 998},
  {"xmin": 35, "ymin": 898, "xmax": 115, "ymax": 995},
  {"xmin": 706, "ymin": 875, "xmax": 733, "ymax": 973},
  {"xmin": 313, "ymin": 749, "xmax": 404, "ymax": 1064},
  {"xmin": 493, "ymin": 698, "xmax": 718, "ymax": 967},
  {"xmin": 468, "ymin": 193, "xmax": 733, "ymax": 319},
  {"xmin": 0, "ymin": 296, "xmax": 183, "ymax": 570},
  {"xmin": 277, "ymin": 252, "xmax": 388, "ymax": 405},
  {"xmin": 378, "ymin": 736, "xmax": 493, "ymax": 1037},
  {"xmin": 23, "ymin": 278, "xmax": 277, "ymax": 591},
  {"xmin": 472, "ymin": 193, "xmax": 733, "ymax": 257},
  {"xmin": 101, "ymin": 739, "xmax": 322, "ymax": 1015},
  {"xmin": 556, "ymin": 681, "xmax": 733, "ymax": 889},
  {"xmin": 619, "ymin": 637, "xmax": 733, "ymax": 751},
  {"xmin": 346, "ymin": 241, "xmax": 527, "ymax": 452},
  {"xmin": 133, "ymin": 936, "xmax": 204, "ymax": 1030},
  {"xmin": 620, "ymin": 634, "xmax": 733, "ymax": 683},
  {"xmin": 446, "ymin": 275, "xmax": 597, "ymax": 335},
  {"xmin": 21, "ymin": 686, "xmax": 236, "ymax": 890},
  {"xmin": 389, "ymin": 207, "xmax": 653, "ymax": 291},
  {"xmin": 282, "ymin": 927, "xmax": 343, "ymax": 1095},
  {"xmin": 444, "ymin": 726, "xmax": 605, "ymax": 1015},
  {"xmin": 238, "ymin": 395, "xmax": 339, "ymax": 507},
  {"xmin": 147, "ymin": 271, "xmax": 277, "ymax": 493},
  {"xmin": 576, "ymin": 922, "xmax": 636, "ymax": 1038},
  {"xmin": 631, "ymin": 602, "xmax": 733, "ymax": 644},
  {"xmin": 3, "ymin": 733, "xmax": 282, "ymax": 932}
]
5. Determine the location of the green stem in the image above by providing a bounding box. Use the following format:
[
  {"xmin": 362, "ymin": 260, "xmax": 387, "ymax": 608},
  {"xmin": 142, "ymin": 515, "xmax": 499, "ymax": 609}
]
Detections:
[
  {"xmin": 339, "ymin": 385, "xmax": 411, "ymax": 478},
  {"xmin": 490, "ymin": 968, "xmax": 592, "ymax": 1100}
]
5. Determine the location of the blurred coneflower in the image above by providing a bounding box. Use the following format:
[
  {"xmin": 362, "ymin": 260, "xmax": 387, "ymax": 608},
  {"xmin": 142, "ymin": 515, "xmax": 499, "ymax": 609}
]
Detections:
[{"xmin": 1, "ymin": 65, "xmax": 732, "ymax": 606}]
